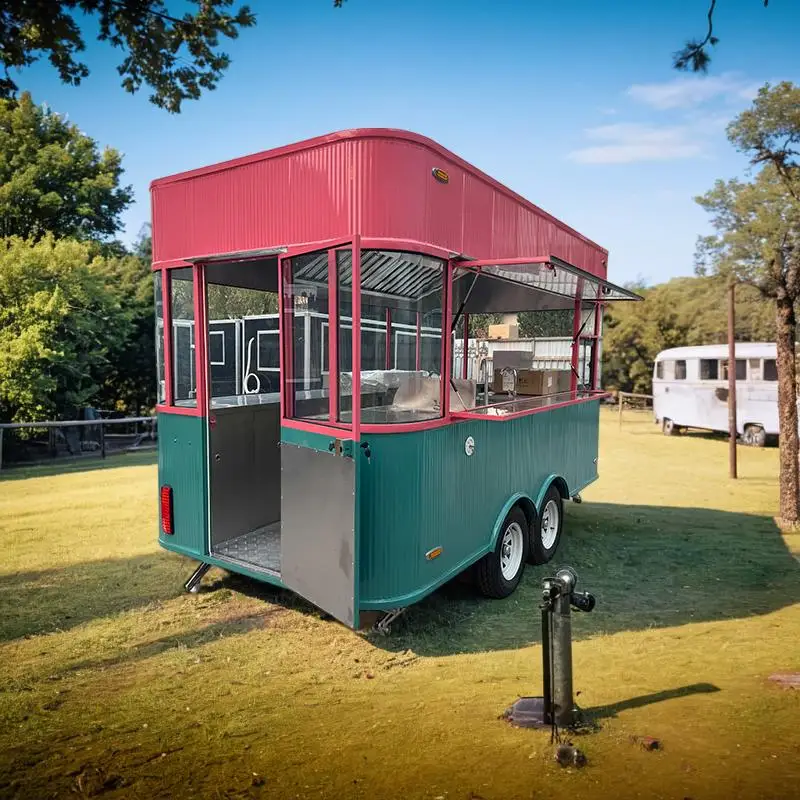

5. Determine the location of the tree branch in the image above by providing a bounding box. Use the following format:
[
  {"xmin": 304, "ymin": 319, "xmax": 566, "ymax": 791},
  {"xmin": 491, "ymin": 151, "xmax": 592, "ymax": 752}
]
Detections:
[{"xmin": 673, "ymin": 0, "xmax": 718, "ymax": 72}]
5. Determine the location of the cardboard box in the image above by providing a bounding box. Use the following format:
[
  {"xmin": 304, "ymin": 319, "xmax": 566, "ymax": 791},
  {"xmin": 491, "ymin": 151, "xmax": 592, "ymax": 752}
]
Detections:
[
  {"xmin": 487, "ymin": 323, "xmax": 519, "ymax": 340},
  {"xmin": 492, "ymin": 368, "xmax": 571, "ymax": 396}
]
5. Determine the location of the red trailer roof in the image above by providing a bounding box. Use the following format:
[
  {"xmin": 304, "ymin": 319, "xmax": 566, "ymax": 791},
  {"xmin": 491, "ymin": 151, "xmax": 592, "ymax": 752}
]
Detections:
[{"xmin": 150, "ymin": 128, "xmax": 608, "ymax": 278}]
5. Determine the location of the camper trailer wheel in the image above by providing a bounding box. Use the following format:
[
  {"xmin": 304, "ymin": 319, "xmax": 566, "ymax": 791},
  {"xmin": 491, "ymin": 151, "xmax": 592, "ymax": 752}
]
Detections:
[
  {"xmin": 662, "ymin": 418, "xmax": 678, "ymax": 436},
  {"xmin": 529, "ymin": 486, "xmax": 563, "ymax": 565},
  {"xmin": 743, "ymin": 424, "xmax": 767, "ymax": 447},
  {"xmin": 477, "ymin": 507, "xmax": 529, "ymax": 599}
]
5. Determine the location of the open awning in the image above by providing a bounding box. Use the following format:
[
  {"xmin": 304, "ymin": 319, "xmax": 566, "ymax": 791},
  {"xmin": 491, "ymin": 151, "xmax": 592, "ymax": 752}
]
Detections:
[{"xmin": 453, "ymin": 255, "xmax": 642, "ymax": 309}]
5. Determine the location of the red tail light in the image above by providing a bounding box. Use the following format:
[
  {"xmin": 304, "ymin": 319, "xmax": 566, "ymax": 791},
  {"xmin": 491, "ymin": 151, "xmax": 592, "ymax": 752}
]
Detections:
[{"xmin": 160, "ymin": 485, "xmax": 174, "ymax": 535}]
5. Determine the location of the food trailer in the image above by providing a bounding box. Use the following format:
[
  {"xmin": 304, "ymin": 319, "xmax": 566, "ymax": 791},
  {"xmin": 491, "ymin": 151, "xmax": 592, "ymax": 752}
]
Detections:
[{"xmin": 151, "ymin": 129, "xmax": 639, "ymax": 629}]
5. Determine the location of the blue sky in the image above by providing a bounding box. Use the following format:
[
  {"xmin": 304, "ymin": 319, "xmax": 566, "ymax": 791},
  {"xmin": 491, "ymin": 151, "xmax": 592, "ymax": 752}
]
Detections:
[{"xmin": 16, "ymin": 0, "xmax": 800, "ymax": 285}]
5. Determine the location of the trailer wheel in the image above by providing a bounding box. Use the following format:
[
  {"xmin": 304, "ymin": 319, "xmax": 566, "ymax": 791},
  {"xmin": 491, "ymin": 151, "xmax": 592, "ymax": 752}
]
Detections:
[
  {"xmin": 529, "ymin": 486, "xmax": 563, "ymax": 565},
  {"xmin": 477, "ymin": 506, "xmax": 529, "ymax": 599},
  {"xmin": 662, "ymin": 417, "xmax": 678, "ymax": 436},
  {"xmin": 743, "ymin": 424, "xmax": 766, "ymax": 447}
]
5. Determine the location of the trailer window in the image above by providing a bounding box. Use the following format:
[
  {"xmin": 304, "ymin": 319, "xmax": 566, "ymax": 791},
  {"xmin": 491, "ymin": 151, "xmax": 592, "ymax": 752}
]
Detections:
[
  {"xmin": 171, "ymin": 268, "xmax": 196, "ymax": 406},
  {"xmin": 674, "ymin": 360, "xmax": 687, "ymax": 380},
  {"xmin": 700, "ymin": 359, "xmax": 718, "ymax": 380},
  {"xmin": 720, "ymin": 359, "xmax": 747, "ymax": 381},
  {"xmin": 748, "ymin": 358, "xmax": 762, "ymax": 380},
  {"xmin": 154, "ymin": 272, "xmax": 166, "ymax": 404},
  {"xmin": 337, "ymin": 249, "xmax": 446, "ymax": 424},
  {"xmin": 655, "ymin": 361, "xmax": 664, "ymax": 379},
  {"xmin": 205, "ymin": 268, "xmax": 279, "ymax": 405},
  {"xmin": 763, "ymin": 358, "xmax": 778, "ymax": 381}
]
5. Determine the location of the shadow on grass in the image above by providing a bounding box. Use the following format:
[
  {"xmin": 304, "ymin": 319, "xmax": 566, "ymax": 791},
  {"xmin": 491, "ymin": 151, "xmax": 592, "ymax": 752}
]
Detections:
[
  {"xmin": 370, "ymin": 503, "xmax": 800, "ymax": 655},
  {"xmin": 584, "ymin": 682, "xmax": 721, "ymax": 722},
  {"xmin": 0, "ymin": 552, "xmax": 183, "ymax": 643},
  {"xmin": 59, "ymin": 608, "xmax": 283, "ymax": 675},
  {"xmin": 3, "ymin": 504, "xmax": 797, "ymax": 655},
  {"xmin": 0, "ymin": 450, "xmax": 157, "ymax": 482}
]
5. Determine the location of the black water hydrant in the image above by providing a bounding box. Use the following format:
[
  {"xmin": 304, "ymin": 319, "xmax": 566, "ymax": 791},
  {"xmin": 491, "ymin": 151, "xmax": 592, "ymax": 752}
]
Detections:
[{"xmin": 505, "ymin": 566, "xmax": 596, "ymax": 730}]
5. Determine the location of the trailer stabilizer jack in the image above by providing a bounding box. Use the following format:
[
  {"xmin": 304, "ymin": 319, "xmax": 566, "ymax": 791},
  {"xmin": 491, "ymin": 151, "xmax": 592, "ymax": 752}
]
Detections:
[{"xmin": 184, "ymin": 562, "xmax": 212, "ymax": 594}]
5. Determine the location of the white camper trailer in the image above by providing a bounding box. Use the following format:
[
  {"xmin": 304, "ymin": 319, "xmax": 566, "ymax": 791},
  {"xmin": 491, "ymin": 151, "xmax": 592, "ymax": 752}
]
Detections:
[{"xmin": 652, "ymin": 343, "xmax": 786, "ymax": 446}]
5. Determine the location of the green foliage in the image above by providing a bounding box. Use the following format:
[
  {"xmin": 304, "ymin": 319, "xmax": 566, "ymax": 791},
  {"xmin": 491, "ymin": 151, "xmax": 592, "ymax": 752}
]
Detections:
[
  {"xmin": 602, "ymin": 276, "xmax": 774, "ymax": 395},
  {"xmin": 0, "ymin": 236, "xmax": 132, "ymax": 422},
  {"xmin": 727, "ymin": 81, "xmax": 800, "ymax": 197},
  {"xmin": 696, "ymin": 168, "xmax": 800, "ymax": 300},
  {"xmin": 0, "ymin": 1, "xmax": 255, "ymax": 113},
  {"xmin": 93, "ymin": 248, "xmax": 156, "ymax": 414},
  {"xmin": 207, "ymin": 284, "xmax": 278, "ymax": 319},
  {"xmin": 518, "ymin": 309, "xmax": 573, "ymax": 338},
  {"xmin": 0, "ymin": 92, "xmax": 132, "ymax": 240}
]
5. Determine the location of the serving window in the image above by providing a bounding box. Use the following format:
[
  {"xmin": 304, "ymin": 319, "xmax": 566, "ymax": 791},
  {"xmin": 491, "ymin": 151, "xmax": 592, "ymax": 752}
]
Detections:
[{"xmin": 450, "ymin": 256, "xmax": 640, "ymax": 419}]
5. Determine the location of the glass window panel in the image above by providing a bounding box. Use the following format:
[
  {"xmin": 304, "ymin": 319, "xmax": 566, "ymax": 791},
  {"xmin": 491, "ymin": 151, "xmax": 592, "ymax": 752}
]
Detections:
[
  {"xmin": 338, "ymin": 250, "xmax": 445, "ymax": 425},
  {"xmin": 700, "ymin": 359, "xmax": 718, "ymax": 380},
  {"xmin": 206, "ymin": 280, "xmax": 279, "ymax": 405},
  {"xmin": 763, "ymin": 358, "xmax": 778, "ymax": 381},
  {"xmin": 719, "ymin": 359, "xmax": 746, "ymax": 381},
  {"xmin": 285, "ymin": 252, "xmax": 329, "ymax": 421},
  {"xmin": 170, "ymin": 268, "xmax": 196, "ymax": 406},
  {"xmin": 154, "ymin": 272, "xmax": 166, "ymax": 404},
  {"xmin": 656, "ymin": 361, "xmax": 664, "ymax": 379},
  {"xmin": 748, "ymin": 358, "xmax": 762, "ymax": 381},
  {"xmin": 675, "ymin": 360, "xmax": 687, "ymax": 380}
]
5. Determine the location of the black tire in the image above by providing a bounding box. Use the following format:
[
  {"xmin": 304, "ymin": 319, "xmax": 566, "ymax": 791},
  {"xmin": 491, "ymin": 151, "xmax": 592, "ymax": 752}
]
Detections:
[
  {"xmin": 663, "ymin": 417, "xmax": 678, "ymax": 436},
  {"xmin": 529, "ymin": 485, "xmax": 564, "ymax": 565},
  {"xmin": 476, "ymin": 506, "xmax": 529, "ymax": 599},
  {"xmin": 743, "ymin": 424, "xmax": 766, "ymax": 447}
]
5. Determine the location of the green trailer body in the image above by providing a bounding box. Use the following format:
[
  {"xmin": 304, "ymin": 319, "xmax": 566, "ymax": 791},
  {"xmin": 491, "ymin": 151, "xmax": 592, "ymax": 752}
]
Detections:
[{"xmin": 158, "ymin": 399, "xmax": 601, "ymax": 624}]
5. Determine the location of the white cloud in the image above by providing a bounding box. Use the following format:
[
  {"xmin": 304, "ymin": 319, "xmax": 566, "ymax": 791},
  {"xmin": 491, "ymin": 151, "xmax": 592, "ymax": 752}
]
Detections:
[
  {"xmin": 568, "ymin": 123, "xmax": 704, "ymax": 164},
  {"xmin": 627, "ymin": 73, "xmax": 760, "ymax": 110}
]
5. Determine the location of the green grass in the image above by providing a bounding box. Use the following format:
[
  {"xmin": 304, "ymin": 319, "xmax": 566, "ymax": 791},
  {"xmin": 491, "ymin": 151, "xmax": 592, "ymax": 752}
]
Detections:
[{"xmin": 1, "ymin": 409, "xmax": 798, "ymax": 799}]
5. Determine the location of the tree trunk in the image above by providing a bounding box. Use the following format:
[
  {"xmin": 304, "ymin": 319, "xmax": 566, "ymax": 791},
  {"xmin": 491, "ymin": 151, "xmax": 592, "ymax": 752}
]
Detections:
[{"xmin": 775, "ymin": 292, "xmax": 800, "ymax": 525}]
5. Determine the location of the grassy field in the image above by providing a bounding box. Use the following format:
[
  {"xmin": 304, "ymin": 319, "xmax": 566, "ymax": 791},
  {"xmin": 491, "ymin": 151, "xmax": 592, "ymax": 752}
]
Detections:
[{"xmin": 1, "ymin": 409, "xmax": 798, "ymax": 800}]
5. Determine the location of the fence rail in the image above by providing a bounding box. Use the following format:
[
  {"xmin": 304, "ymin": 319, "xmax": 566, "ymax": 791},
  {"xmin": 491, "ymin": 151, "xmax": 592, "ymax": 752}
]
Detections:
[
  {"xmin": 617, "ymin": 391, "xmax": 654, "ymax": 428},
  {"xmin": 0, "ymin": 416, "xmax": 157, "ymax": 471}
]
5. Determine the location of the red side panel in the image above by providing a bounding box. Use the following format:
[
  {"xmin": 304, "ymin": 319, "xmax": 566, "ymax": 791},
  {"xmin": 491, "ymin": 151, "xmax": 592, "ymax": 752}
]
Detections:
[{"xmin": 151, "ymin": 129, "xmax": 608, "ymax": 279}]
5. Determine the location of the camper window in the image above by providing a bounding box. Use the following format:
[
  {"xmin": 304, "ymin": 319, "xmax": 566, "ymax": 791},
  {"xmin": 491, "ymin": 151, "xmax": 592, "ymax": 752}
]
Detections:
[
  {"xmin": 700, "ymin": 359, "xmax": 718, "ymax": 380},
  {"xmin": 674, "ymin": 360, "xmax": 687, "ymax": 380},
  {"xmin": 720, "ymin": 359, "xmax": 746, "ymax": 381},
  {"xmin": 748, "ymin": 358, "xmax": 762, "ymax": 380},
  {"xmin": 763, "ymin": 359, "xmax": 778, "ymax": 381},
  {"xmin": 656, "ymin": 361, "xmax": 664, "ymax": 379}
]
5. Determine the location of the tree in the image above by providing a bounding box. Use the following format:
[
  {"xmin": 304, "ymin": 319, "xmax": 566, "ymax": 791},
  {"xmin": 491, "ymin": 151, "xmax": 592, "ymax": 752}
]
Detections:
[
  {"xmin": 0, "ymin": 1, "xmax": 255, "ymax": 113},
  {"xmin": 0, "ymin": 235, "xmax": 133, "ymax": 423},
  {"xmin": 696, "ymin": 166, "xmax": 800, "ymax": 525},
  {"xmin": 0, "ymin": 92, "xmax": 133, "ymax": 240},
  {"xmin": 727, "ymin": 82, "xmax": 800, "ymax": 200},
  {"xmin": 94, "ymin": 239, "xmax": 157, "ymax": 415},
  {"xmin": 674, "ymin": 0, "xmax": 770, "ymax": 72}
]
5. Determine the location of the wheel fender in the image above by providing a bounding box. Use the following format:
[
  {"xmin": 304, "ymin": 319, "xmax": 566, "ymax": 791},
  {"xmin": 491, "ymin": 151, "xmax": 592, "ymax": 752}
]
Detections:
[
  {"xmin": 489, "ymin": 492, "xmax": 536, "ymax": 551},
  {"xmin": 534, "ymin": 475, "xmax": 569, "ymax": 515}
]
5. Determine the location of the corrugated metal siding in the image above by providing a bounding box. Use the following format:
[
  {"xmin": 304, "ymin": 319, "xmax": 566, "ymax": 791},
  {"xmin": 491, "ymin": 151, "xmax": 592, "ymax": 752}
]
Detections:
[
  {"xmin": 357, "ymin": 400, "xmax": 600, "ymax": 607},
  {"xmin": 158, "ymin": 412, "xmax": 208, "ymax": 557},
  {"xmin": 152, "ymin": 131, "xmax": 608, "ymax": 278}
]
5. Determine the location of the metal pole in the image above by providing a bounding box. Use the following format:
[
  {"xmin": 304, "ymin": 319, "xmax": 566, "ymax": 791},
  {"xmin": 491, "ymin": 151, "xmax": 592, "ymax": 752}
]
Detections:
[
  {"xmin": 100, "ymin": 421, "xmax": 106, "ymax": 460},
  {"xmin": 728, "ymin": 282, "xmax": 738, "ymax": 480},
  {"xmin": 618, "ymin": 391, "xmax": 624, "ymax": 429}
]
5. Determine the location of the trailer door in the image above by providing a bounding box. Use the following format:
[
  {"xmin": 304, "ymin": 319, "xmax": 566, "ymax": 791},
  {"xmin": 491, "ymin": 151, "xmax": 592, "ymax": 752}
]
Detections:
[
  {"xmin": 280, "ymin": 437, "xmax": 357, "ymax": 628},
  {"xmin": 278, "ymin": 242, "xmax": 360, "ymax": 629}
]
